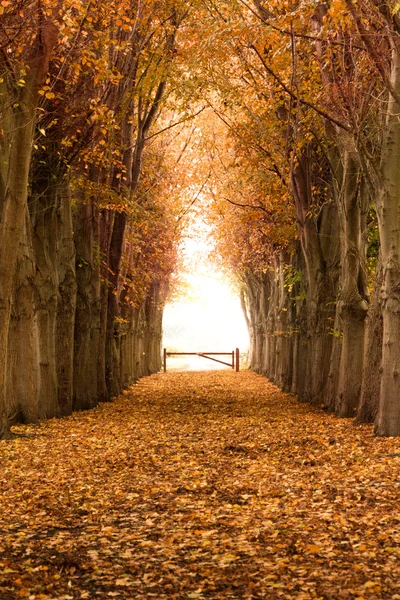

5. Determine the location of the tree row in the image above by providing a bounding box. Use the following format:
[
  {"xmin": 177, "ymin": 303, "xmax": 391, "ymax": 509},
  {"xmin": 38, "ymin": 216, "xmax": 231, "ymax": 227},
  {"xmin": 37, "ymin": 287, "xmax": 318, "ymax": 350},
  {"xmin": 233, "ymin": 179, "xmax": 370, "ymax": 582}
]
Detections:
[
  {"xmin": 201, "ymin": 0, "xmax": 400, "ymax": 435},
  {"xmin": 0, "ymin": 0, "xmax": 193, "ymax": 438}
]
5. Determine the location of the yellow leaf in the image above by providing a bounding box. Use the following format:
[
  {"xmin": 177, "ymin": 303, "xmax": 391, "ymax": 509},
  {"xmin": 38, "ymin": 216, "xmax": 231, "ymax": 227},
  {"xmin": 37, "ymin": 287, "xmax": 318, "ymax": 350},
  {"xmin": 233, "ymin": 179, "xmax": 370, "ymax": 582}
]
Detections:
[
  {"xmin": 115, "ymin": 578, "xmax": 131, "ymax": 586},
  {"xmin": 364, "ymin": 581, "xmax": 379, "ymax": 589},
  {"xmin": 304, "ymin": 544, "xmax": 321, "ymax": 553}
]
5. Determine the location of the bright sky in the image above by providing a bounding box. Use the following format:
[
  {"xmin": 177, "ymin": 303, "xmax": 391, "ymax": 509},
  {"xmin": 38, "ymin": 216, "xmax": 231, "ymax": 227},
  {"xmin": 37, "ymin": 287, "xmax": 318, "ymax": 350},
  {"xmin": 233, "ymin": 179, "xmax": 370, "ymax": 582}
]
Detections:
[{"xmin": 162, "ymin": 224, "xmax": 249, "ymax": 369}]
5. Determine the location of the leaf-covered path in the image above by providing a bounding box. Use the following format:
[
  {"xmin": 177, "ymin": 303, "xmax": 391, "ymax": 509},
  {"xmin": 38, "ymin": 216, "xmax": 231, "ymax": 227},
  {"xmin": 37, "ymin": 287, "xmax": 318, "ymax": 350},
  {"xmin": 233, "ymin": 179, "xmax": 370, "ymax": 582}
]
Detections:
[{"xmin": 1, "ymin": 371, "xmax": 400, "ymax": 600}]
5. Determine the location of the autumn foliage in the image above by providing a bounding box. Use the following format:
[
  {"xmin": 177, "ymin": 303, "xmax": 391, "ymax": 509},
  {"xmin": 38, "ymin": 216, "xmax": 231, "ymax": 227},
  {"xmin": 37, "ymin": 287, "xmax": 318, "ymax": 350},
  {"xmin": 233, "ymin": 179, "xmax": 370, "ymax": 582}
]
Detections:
[{"xmin": 3, "ymin": 3, "xmax": 400, "ymax": 598}]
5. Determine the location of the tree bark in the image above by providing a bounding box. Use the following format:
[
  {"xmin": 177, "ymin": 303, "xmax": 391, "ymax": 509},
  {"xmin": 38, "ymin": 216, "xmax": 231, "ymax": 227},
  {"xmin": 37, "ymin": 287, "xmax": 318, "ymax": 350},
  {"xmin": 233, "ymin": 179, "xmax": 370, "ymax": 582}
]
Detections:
[
  {"xmin": 291, "ymin": 150, "xmax": 339, "ymax": 404},
  {"xmin": 334, "ymin": 152, "xmax": 369, "ymax": 417},
  {"xmin": 357, "ymin": 257, "xmax": 383, "ymax": 423},
  {"xmin": 375, "ymin": 42, "xmax": 400, "ymax": 436},
  {"xmin": 55, "ymin": 182, "xmax": 77, "ymax": 417},
  {"xmin": 7, "ymin": 213, "xmax": 40, "ymax": 425},
  {"xmin": 0, "ymin": 15, "xmax": 57, "ymax": 438},
  {"xmin": 0, "ymin": 101, "xmax": 42, "ymax": 437},
  {"xmin": 73, "ymin": 197, "xmax": 103, "ymax": 410}
]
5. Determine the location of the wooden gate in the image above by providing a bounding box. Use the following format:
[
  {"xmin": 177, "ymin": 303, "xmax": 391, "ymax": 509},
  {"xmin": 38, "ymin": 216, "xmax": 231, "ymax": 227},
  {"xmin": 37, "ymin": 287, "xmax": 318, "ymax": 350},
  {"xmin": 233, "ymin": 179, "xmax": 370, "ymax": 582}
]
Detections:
[{"xmin": 163, "ymin": 348, "xmax": 240, "ymax": 372}]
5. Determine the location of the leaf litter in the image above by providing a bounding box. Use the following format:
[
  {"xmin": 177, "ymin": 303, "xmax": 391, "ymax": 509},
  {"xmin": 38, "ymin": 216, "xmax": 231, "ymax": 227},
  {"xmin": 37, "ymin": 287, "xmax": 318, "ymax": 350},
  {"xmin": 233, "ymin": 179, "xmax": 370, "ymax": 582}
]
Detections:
[{"xmin": 1, "ymin": 370, "xmax": 400, "ymax": 599}]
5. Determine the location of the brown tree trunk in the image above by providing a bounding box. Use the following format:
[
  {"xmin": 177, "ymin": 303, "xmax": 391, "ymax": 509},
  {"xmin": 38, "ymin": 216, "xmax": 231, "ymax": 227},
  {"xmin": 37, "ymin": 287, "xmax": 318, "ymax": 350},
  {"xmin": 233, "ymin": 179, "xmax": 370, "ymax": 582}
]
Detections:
[
  {"xmin": 29, "ymin": 184, "xmax": 59, "ymax": 420},
  {"xmin": 55, "ymin": 182, "xmax": 77, "ymax": 417},
  {"xmin": 324, "ymin": 310, "xmax": 342, "ymax": 412},
  {"xmin": 291, "ymin": 151, "xmax": 339, "ymax": 405},
  {"xmin": 105, "ymin": 211, "xmax": 127, "ymax": 398},
  {"xmin": 73, "ymin": 198, "xmax": 103, "ymax": 410},
  {"xmin": 7, "ymin": 213, "xmax": 40, "ymax": 425},
  {"xmin": 143, "ymin": 281, "xmax": 163, "ymax": 374},
  {"xmin": 0, "ymin": 103, "xmax": 41, "ymax": 437},
  {"xmin": 375, "ymin": 43, "xmax": 400, "ymax": 436},
  {"xmin": 335, "ymin": 152, "xmax": 369, "ymax": 417},
  {"xmin": 265, "ymin": 271, "xmax": 277, "ymax": 380},
  {"xmin": 0, "ymin": 17, "xmax": 57, "ymax": 438},
  {"xmin": 357, "ymin": 257, "xmax": 383, "ymax": 423}
]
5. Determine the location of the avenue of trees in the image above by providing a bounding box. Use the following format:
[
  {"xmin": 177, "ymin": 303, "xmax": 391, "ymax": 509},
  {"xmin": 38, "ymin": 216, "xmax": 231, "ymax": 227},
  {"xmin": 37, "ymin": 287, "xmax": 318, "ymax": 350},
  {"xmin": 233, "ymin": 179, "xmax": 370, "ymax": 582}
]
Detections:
[{"xmin": 2, "ymin": 0, "xmax": 400, "ymax": 437}]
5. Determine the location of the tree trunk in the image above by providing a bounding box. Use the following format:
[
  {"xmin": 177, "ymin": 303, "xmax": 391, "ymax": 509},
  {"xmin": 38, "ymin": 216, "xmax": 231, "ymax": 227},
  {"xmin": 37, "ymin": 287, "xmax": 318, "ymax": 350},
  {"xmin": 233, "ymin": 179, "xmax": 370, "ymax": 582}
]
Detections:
[
  {"xmin": 0, "ymin": 17, "xmax": 57, "ymax": 438},
  {"xmin": 324, "ymin": 309, "xmax": 342, "ymax": 412},
  {"xmin": 291, "ymin": 151, "xmax": 339, "ymax": 404},
  {"xmin": 335, "ymin": 154, "xmax": 369, "ymax": 417},
  {"xmin": 7, "ymin": 213, "xmax": 40, "ymax": 425},
  {"xmin": 73, "ymin": 198, "xmax": 103, "ymax": 410},
  {"xmin": 0, "ymin": 103, "xmax": 40, "ymax": 438},
  {"xmin": 29, "ymin": 183, "xmax": 59, "ymax": 420},
  {"xmin": 357, "ymin": 257, "xmax": 383, "ymax": 423},
  {"xmin": 105, "ymin": 211, "xmax": 127, "ymax": 398},
  {"xmin": 55, "ymin": 182, "xmax": 76, "ymax": 417},
  {"xmin": 244, "ymin": 274, "xmax": 262, "ymax": 371},
  {"xmin": 375, "ymin": 43, "xmax": 400, "ymax": 436}
]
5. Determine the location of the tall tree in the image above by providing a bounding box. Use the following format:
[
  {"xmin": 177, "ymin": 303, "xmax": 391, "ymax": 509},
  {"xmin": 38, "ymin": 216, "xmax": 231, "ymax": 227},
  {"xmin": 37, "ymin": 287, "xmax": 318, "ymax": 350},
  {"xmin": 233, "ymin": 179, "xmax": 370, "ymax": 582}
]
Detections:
[{"xmin": 0, "ymin": 1, "xmax": 58, "ymax": 437}]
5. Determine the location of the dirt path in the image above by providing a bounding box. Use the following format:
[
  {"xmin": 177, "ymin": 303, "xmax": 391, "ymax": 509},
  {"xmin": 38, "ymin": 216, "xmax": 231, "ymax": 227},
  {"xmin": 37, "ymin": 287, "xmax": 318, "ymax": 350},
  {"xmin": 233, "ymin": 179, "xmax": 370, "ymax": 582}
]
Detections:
[{"xmin": 1, "ymin": 371, "xmax": 400, "ymax": 599}]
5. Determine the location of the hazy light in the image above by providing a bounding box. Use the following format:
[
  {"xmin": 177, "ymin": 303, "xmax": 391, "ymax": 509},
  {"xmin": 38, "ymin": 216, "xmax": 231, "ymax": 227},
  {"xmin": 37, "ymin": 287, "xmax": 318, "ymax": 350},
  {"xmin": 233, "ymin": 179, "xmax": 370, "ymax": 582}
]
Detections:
[{"xmin": 163, "ymin": 229, "xmax": 249, "ymax": 371}]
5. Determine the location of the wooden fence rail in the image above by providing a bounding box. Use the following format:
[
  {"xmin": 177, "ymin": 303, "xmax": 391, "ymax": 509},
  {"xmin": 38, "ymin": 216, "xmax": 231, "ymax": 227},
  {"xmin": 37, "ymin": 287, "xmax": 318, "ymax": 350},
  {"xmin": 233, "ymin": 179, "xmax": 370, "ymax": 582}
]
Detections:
[{"xmin": 163, "ymin": 348, "xmax": 240, "ymax": 373}]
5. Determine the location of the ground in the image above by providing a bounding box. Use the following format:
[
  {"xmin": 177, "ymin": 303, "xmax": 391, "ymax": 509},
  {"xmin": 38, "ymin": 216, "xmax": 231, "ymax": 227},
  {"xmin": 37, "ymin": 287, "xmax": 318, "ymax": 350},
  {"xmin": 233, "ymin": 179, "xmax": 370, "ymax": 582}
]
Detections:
[{"xmin": 1, "ymin": 370, "xmax": 400, "ymax": 600}]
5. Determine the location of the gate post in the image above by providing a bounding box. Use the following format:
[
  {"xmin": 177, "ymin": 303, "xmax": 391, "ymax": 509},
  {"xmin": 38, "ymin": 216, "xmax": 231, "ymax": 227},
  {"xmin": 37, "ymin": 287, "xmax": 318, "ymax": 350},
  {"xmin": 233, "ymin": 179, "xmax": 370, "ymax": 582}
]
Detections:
[
  {"xmin": 235, "ymin": 348, "xmax": 240, "ymax": 372},
  {"xmin": 163, "ymin": 348, "xmax": 167, "ymax": 373},
  {"xmin": 232, "ymin": 350, "xmax": 234, "ymax": 370}
]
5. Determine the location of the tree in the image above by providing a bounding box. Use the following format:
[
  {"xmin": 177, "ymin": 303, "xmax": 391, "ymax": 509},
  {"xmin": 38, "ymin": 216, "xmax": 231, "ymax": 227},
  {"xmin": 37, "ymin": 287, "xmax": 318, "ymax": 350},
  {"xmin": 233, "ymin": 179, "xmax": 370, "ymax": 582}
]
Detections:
[{"xmin": 0, "ymin": 0, "xmax": 58, "ymax": 437}]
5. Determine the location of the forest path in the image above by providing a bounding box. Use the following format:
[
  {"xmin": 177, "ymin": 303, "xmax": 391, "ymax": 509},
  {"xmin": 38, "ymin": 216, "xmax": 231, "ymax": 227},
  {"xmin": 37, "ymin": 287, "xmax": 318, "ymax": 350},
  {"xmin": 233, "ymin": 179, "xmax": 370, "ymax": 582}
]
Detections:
[{"xmin": 1, "ymin": 371, "xmax": 400, "ymax": 600}]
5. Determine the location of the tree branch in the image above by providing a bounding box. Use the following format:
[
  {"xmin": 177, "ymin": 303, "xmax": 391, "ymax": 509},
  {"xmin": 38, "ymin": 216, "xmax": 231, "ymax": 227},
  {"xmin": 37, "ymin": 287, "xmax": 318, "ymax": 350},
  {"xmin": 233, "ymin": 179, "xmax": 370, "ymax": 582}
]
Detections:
[
  {"xmin": 145, "ymin": 107, "xmax": 206, "ymax": 141},
  {"xmin": 250, "ymin": 44, "xmax": 352, "ymax": 131},
  {"xmin": 344, "ymin": 0, "xmax": 400, "ymax": 105},
  {"xmin": 223, "ymin": 196, "xmax": 270, "ymax": 213}
]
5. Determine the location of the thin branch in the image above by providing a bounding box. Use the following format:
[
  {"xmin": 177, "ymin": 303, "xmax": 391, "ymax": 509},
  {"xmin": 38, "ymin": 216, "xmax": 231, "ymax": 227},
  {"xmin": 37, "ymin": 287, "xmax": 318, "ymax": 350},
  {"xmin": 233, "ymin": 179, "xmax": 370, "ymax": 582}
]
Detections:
[
  {"xmin": 250, "ymin": 44, "xmax": 352, "ymax": 131},
  {"xmin": 145, "ymin": 107, "xmax": 206, "ymax": 141},
  {"xmin": 207, "ymin": 101, "xmax": 288, "ymax": 184},
  {"xmin": 344, "ymin": 0, "xmax": 400, "ymax": 105},
  {"xmin": 239, "ymin": 0, "xmax": 365, "ymax": 50},
  {"xmin": 176, "ymin": 171, "xmax": 212, "ymax": 223},
  {"xmin": 223, "ymin": 196, "xmax": 270, "ymax": 213},
  {"xmin": 175, "ymin": 123, "xmax": 196, "ymax": 164}
]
